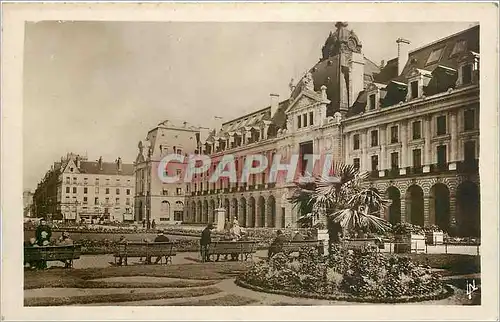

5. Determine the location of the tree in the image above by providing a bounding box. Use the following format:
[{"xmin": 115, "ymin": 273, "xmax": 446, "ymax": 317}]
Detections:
[{"xmin": 289, "ymin": 162, "xmax": 392, "ymax": 238}]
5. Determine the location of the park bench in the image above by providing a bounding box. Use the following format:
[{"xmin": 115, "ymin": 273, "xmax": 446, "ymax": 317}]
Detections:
[
  {"xmin": 113, "ymin": 242, "xmax": 176, "ymax": 266},
  {"xmin": 206, "ymin": 241, "xmax": 257, "ymax": 262},
  {"xmin": 24, "ymin": 244, "xmax": 81, "ymax": 268},
  {"xmin": 281, "ymin": 240, "xmax": 324, "ymax": 255}
]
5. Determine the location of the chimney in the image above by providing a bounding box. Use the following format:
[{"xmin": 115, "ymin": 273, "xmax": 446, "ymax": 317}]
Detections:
[
  {"xmin": 380, "ymin": 60, "xmax": 385, "ymax": 69},
  {"xmin": 270, "ymin": 93, "xmax": 280, "ymax": 117},
  {"xmin": 75, "ymin": 155, "xmax": 81, "ymax": 168},
  {"xmin": 98, "ymin": 156, "xmax": 103, "ymax": 171},
  {"xmin": 396, "ymin": 38, "xmax": 411, "ymax": 76},
  {"xmin": 117, "ymin": 157, "xmax": 122, "ymax": 172}
]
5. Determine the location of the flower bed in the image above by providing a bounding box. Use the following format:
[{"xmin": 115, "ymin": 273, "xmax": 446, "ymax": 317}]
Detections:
[{"xmin": 238, "ymin": 245, "xmax": 450, "ymax": 302}]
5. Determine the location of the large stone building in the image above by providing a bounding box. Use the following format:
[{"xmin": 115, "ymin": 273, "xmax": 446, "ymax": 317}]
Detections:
[
  {"xmin": 144, "ymin": 22, "xmax": 480, "ymax": 237},
  {"xmin": 134, "ymin": 120, "xmax": 200, "ymax": 226},
  {"xmin": 33, "ymin": 153, "xmax": 135, "ymax": 222}
]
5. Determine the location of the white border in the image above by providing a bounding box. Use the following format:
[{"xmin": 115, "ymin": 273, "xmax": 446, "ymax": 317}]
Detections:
[{"xmin": 1, "ymin": 2, "xmax": 499, "ymax": 321}]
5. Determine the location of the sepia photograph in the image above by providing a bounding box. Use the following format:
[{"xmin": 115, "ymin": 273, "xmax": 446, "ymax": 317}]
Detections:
[{"xmin": 1, "ymin": 2, "xmax": 499, "ymax": 321}]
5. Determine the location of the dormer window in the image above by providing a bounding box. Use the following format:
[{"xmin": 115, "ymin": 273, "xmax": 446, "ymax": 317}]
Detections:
[
  {"xmin": 450, "ymin": 40, "xmax": 467, "ymax": 57},
  {"xmin": 410, "ymin": 81, "xmax": 419, "ymax": 99},
  {"xmin": 368, "ymin": 94, "xmax": 376, "ymax": 110},
  {"xmin": 461, "ymin": 64, "xmax": 472, "ymax": 85},
  {"xmin": 426, "ymin": 47, "xmax": 445, "ymax": 66}
]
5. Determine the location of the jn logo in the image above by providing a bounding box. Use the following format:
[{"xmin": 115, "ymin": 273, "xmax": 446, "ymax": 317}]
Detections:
[{"xmin": 466, "ymin": 279, "xmax": 478, "ymax": 300}]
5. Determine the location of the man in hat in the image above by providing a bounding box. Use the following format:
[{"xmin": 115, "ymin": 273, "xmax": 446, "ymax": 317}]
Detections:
[
  {"xmin": 153, "ymin": 230, "xmax": 170, "ymax": 264},
  {"xmin": 200, "ymin": 223, "xmax": 214, "ymax": 262}
]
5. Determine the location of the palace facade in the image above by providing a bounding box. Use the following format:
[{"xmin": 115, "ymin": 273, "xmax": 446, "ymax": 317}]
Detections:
[{"xmin": 139, "ymin": 22, "xmax": 480, "ymax": 236}]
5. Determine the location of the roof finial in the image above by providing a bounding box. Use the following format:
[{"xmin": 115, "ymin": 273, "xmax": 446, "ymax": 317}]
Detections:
[{"xmin": 335, "ymin": 21, "xmax": 348, "ymax": 29}]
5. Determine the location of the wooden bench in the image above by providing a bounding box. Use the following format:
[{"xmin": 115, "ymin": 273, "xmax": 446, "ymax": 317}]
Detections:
[
  {"xmin": 281, "ymin": 240, "xmax": 324, "ymax": 255},
  {"xmin": 206, "ymin": 241, "xmax": 257, "ymax": 262},
  {"xmin": 113, "ymin": 242, "xmax": 176, "ymax": 265},
  {"xmin": 24, "ymin": 245, "xmax": 81, "ymax": 268}
]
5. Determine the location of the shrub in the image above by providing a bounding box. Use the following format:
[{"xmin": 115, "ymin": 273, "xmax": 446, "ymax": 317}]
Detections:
[
  {"xmin": 392, "ymin": 222, "xmax": 425, "ymax": 235},
  {"xmin": 241, "ymin": 244, "xmax": 443, "ymax": 300}
]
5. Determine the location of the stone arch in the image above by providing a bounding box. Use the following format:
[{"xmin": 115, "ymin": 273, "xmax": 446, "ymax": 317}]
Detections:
[
  {"xmin": 224, "ymin": 198, "xmax": 230, "ymax": 221},
  {"xmin": 196, "ymin": 200, "xmax": 202, "ymax": 223},
  {"xmin": 267, "ymin": 195, "xmax": 276, "ymax": 227},
  {"xmin": 406, "ymin": 185, "xmax": 424, "ymax": 227},
  {"xmin": 239, "ymin": 197, "xmax": 247, "ymax": 227},
  {"xmin": 209, "ymin": 199, "xmax": 215, "ymax": 223},
  {"xmin": 430, "ymin": 183, "xmax": 450, "ymax": 232},
  {"xmin": 202, "ymin": 200, "xmax": 208, "ymax": 223},
  {"xmin": 161, "ymin": 200, "xmax": 171, "ymax": 221},
  {"xmin": 248, "ymin": 196, "xmax": 256, "ymax": 227},
  {"xmin": 385, "ymin": 186, "xmax": 401, "ymax": 225},
  {"xmin": 257, "ymin": 196, "xmax": 266, "ymax": 227},
  {"xmin": 231, "ymin": 198, "xmax": 239, "ymax": 223},
  {"xmin": 456, "ymin": 181, "xmax": 480, "ymax": 237},
  {"xmin": 190, "ymin": 201, "xmax": 196, "ymax": 223}
]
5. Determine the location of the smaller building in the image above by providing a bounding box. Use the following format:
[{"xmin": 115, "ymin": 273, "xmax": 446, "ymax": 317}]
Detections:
[{"xmin": 34, "ymin": 153, "xmax": 135, "ymax": 223}]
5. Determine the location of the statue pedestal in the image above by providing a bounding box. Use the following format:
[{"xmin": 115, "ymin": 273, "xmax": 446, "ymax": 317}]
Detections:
[{"xmin": 214, "ymin": 208, "xmax": 226, "ymax": 232}]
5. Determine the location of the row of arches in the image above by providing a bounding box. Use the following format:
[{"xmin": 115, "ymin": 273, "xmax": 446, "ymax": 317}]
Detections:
[
  {"xmin": 383, "ymin": 181, "xmax": 480, "ymax": 237},
  {"xmin": 188, "ymin": 195, "xmax": 285, "ymax": 228}
]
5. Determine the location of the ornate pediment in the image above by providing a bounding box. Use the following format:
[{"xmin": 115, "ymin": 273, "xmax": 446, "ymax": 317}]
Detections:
[{"xmin": 285, "ymin": 90, "xmax": 327, "ymax": 114}]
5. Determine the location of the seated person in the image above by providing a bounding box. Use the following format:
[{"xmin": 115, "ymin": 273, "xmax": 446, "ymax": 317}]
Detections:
[
  {"xmin": 268, "ymin": 230, "xmax": 287, "ymax": 260},
  {"xmin": 153, "ymin": 231, "xmax": 170, "ymax": 264},
  {"xmin": 56, "ymin": 232, "xmax": 74, "ymax": 268}
]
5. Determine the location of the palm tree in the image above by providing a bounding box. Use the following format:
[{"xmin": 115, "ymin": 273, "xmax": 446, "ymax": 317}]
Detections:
[{"xmin": 289, "ymin": 162, "xmax": 392, "ymax": 238}]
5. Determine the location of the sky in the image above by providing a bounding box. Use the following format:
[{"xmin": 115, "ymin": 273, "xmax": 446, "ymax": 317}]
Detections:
[{"xmin": 23, "ymin": 21, "xmax": 477, "ymax": 191}]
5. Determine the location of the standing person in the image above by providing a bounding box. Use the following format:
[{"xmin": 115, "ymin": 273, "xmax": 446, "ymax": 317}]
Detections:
[
  {"xmin": 200, "ymin": 224, "xmax": 213, "ymax": 262},
  {"xmin": 232, "ymin": 216, "xmax": 239, "ymax": 228},
  {"xmin": 151, "ymin": 219, "xmax": 156, "ymax": 230},
  {"xmin": 268, "ymin": 230, "xmax": 287, "ymax": 260},
  {"xmin": 35, "ymin": 219, "xmax": 52, "ymax": 244},
  {"xmin": 142, "ymin": 219, "xmax": 146, "ymax": 228},
  {"xmin": 153, "ymin": 231, "xmax": 170, "ymax": 264},
  {"xmin": 116, "ymin": 235, "xmax": 128, "ymax": 266}
]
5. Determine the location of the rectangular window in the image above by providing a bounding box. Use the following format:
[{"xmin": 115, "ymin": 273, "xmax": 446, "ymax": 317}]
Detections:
[
  {"xmin": 186, "ymin": 184, "xmax": 190, "ymax": 193},
  {"xmin": 464, "ymin": 141, "xmax": 476, "ymax": 162},
  {"xmin": 116, "ymin": 198, "xmax": 120, "ymax": 205},
  {"xmin": 84, "ymin": 187, "xmax": 88, "ymax": 194},
  {"xmin": 162, "ymin": 189, "xmax": 168, "ymax": 196},
  {"xmin": 371, "ymin": 155, "xmax": 379, "ymax": 171},
  {"xmin": 390, "ymin": 126, "xmax": 399, "ymax": 143},
  {"xmin": 126, "ymin": 189, "xmax": 130, "ymax": 195},
  {"xmin": 116, "ymin": 188, "xmax": 120, "ymax": 195},
  {"xmin": 72, "ymin": 187, "xmax": 77, "ymax": 193},
  {"xmin": 73, "ymin": 177, "xmax": 77, "ymax": 183},
  {"xmin": 390, "ymin": 152, "xmax": 399, "ymax": 169},
  {"xmin": 412, "ymin": 121, "xmax": 422, "ymax": 140},
  {"xmin": 176, "ymin": 169, "xmax": 182, "ymax": 176},
  {"xmin": 462, "ymin": 64, "xmax": 472, "ymax": 85},
  {"xmin": 105, "ymin": 188, "xmax": 110, "ymax": 194},
  {"xmin": 413, "ymin": 149, "xmax": 422, "ymax": 168},
  {"xmin": 303, "ymin": 113, "xmax": 308, "ymax": 127},
  {"xmin": 297, "ymin": 115, "xmax": 302, "ymax": 129},
  {"xmin": 437, "ymin": 115, "xmax": 447, "ymax": 136},
  {"xmin": 95, "ymin": 178, "xmax": 99, "ymax": 185},
  {"xmin": 95, "ymin": 197, "xmax": 99, "ymax": 204},
  {"xmin": 353, "ymin": 158, "xmax": 360, "ymax": 170},
  {"xmin": 437, "ymin": 145, "xmax": 447, "ymax": 166},
  {"xmin": 353, "ymin": 134, "xmax": 360, "ymax": 150},
  {"xmin": 411, "ymin": 81, "xmax": 419, "ymax": 99},
  {"xmin": 369, "ymin": 94, "xmax": 376, "ymax": 110},
  {"xmin": 95, "ymin": 187, "xmax": 99, "ymax": 194},
  {"xmin": 464, "ymin": 109, "xmax": 475, "ymax": 131},
  {"xmin": 126, "ymin": 198, "xmax": 130, "ymax": 205},
  {"xmin": 371, "ymin": 130, "xmax": 378, "ymax": 147},
  {"xmin": 83, "ymin": 197, "xmax": 88, "ymax": 203},
  {"xmin": 176, "ymin": 188, "xmax": 182, "ymax": 195},
  {"xmin": 105, "ymin": 197, "xmax": 109, "ymax": 204},
  {"xmin": 66, "ymin": 187, "xmax": 70, "ymax": 193},
  {"xmin": 309, "ymin": 111, "xmax": 314, "ymax": 126}
]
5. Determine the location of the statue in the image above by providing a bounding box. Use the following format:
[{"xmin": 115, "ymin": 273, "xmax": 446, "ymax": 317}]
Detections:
[
  {"xmin": 334, "ymin": 112, "xmax": 342, "ymax": 124},
  {"xmin": 288, "ymin": 78, "xmax": 295, "ymax": 92},
  {"xmin": 302, "ymin": 72, "xmax": 314, "ymax": 91}
]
